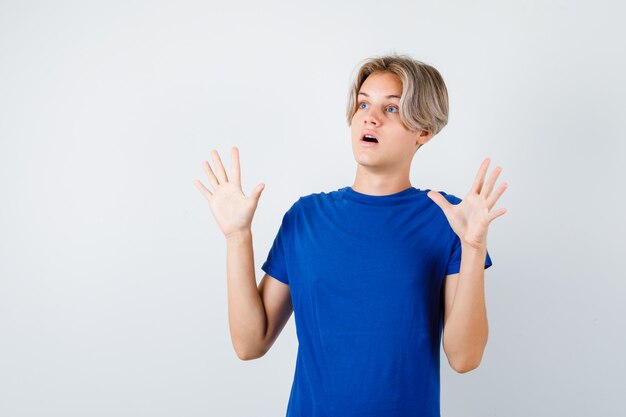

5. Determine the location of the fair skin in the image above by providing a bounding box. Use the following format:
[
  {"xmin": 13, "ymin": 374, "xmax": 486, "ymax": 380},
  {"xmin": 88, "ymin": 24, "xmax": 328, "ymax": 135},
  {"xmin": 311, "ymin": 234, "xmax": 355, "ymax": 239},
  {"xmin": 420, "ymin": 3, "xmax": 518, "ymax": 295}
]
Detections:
[
  {"xmin": 194, "ymin": 71, "xmax": 508, "ymax": 370},
  {"xmin": 350, "ymin": 71, "xmax": 433, "ymax": 195},
  {"xmin": 352, "ymin": 71, "xmax": 508, "ymax": 372},
  {"xmin": 194, "ymin": 148, "xmax": 292, "ymax": 360}
]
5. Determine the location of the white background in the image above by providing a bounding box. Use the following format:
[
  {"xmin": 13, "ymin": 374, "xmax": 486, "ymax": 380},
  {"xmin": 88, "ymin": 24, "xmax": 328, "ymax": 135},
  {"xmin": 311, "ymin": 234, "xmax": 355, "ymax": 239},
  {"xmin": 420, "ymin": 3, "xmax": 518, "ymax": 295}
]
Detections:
[{"xmin": 1, "ymin": 1, "xmax": 624, "ymax": 416}]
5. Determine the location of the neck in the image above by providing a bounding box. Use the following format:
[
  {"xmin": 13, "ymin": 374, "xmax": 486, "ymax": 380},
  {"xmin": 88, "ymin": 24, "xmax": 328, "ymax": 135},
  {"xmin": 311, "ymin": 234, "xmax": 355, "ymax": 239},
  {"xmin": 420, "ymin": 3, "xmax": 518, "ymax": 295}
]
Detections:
[{"xmin": 351, "ymin": 166, "xmax": 412, "ymax": 196}]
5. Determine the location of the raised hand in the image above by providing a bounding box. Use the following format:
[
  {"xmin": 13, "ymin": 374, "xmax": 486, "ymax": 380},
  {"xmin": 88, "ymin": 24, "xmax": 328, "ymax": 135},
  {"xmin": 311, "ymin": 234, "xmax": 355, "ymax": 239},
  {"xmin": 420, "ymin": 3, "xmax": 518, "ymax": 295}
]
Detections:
[
  {"xmin": 194, "ymin": 147, "xmax": 266, "ymax": 239},
  {"xmin": 427, "ymin": 157, "xmax": 508, "ymax": 249}
]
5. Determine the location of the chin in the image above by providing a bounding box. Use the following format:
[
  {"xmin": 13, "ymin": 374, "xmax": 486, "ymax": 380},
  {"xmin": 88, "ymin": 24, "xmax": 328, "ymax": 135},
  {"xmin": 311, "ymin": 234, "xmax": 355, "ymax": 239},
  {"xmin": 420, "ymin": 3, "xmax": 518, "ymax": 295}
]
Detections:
[{"xmin": 353, "ymin": 152, "xmax": 380, "ymax": 167}]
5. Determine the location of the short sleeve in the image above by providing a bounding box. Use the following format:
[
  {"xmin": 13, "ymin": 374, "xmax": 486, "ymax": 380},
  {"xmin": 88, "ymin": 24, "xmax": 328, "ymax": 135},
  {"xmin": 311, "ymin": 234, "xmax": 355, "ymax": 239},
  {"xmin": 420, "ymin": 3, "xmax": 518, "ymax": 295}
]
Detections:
[
  {"xmin": 261, "ymin": 202, "xmax": 298, "ymax": 285},
  {"xmin": 442, "ymin": 193, "xmax": 493, "ymax": 276}
]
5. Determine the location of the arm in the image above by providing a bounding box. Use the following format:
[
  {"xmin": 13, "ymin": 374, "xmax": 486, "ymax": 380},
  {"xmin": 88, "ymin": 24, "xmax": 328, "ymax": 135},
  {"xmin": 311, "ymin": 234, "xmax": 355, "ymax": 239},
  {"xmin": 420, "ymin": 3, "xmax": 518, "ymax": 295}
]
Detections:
[
  {"xmin": 225, "ymin": 229, "xmax": 267, "ymax": 360},
  {"xmin": 226, "ymin": 229, "xmax": 293, "ymax": 360},
  {"xmin": 194, "ymin": 147, "xmax": 292, "ymax": 361},
  {"xmin": 428, "ymin": 157, "xmax": 508, "ymax": 373},
  {"xmin": 442, "ymin": 244, "xmax": 488, "ymax": 373}
]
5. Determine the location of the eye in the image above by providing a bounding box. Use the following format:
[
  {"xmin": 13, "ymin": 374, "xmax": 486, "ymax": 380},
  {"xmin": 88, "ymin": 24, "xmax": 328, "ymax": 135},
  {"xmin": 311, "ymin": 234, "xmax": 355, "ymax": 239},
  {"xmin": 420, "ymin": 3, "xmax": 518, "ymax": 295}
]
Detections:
[{"xmin": 357, "ymin": 102, "xmax": 399, "ymax": 113}]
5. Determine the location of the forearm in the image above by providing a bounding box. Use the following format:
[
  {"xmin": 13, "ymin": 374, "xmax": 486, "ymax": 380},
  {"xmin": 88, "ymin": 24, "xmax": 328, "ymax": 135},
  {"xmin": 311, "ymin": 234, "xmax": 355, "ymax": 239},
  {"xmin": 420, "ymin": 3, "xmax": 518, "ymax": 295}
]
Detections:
[
  {"xmin": 442, "ymin": 243, "xmax": 489, "ymax": 371},
  {"xmin": 225, "ymin": 229, "xmax": 267, "ymax": 360}
]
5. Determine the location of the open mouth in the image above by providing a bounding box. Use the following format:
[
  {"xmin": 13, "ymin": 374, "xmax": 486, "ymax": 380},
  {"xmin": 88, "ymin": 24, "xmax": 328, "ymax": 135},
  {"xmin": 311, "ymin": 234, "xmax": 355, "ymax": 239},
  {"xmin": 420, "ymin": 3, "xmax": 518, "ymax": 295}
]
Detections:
[{"xmin": 361, "ymin": 134, "xmax": 379, "ymax": 143}]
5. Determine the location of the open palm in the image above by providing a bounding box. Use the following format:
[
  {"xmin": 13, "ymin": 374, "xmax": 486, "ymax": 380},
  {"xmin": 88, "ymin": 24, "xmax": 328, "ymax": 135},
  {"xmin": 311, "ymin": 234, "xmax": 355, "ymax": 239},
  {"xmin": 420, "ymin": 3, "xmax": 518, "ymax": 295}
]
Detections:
[
  {"xmin": 194, "ymin": 147, "xmax": 265, "ymax": 239},
  {"xmin": 427, "ymin": 158, "xmax": 508, "ymax": 249}
]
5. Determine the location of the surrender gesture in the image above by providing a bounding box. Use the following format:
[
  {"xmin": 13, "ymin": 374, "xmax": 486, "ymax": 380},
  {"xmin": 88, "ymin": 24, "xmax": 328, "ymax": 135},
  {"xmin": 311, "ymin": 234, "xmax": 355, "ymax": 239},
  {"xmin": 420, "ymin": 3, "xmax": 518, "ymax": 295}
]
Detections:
[
  {"xmin": 194, "ymin": 147, "xmax": 266, "ymax": 239},
  {"xmin": 427, "ymin": 158, "xmax": 508, "ymax": 250}
]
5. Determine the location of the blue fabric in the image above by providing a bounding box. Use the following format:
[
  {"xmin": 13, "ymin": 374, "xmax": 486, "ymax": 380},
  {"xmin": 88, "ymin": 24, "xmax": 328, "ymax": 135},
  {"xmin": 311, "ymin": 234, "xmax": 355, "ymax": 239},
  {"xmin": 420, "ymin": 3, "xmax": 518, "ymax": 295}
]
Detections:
[{"xmin": 261, "ymin": 186, "xmax": 493, "ymax": 417}]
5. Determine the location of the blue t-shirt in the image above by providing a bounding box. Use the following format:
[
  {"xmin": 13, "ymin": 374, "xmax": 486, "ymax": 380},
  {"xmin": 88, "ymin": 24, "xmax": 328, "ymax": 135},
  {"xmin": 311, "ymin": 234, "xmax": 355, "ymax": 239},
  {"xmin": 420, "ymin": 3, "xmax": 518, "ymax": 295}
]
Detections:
[{"xmin": 261, "ymin": 185, "xmax": 493, "ymax": 417}]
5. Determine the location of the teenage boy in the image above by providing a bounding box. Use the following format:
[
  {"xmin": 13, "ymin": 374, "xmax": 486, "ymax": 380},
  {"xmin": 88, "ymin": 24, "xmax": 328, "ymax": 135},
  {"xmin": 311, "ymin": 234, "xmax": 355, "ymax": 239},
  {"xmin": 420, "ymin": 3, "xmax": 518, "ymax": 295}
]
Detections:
[{"xmin": 195, "ymin": 54, "xmax": 508, "ymax": 417}]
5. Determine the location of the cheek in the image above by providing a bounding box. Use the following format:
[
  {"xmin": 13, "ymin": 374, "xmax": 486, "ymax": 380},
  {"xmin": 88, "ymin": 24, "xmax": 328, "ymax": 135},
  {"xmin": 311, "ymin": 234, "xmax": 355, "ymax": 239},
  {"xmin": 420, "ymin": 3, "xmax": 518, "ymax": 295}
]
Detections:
[{"xmin": 388, "ymin": 134, "xmax": 415, "ymax": 152}]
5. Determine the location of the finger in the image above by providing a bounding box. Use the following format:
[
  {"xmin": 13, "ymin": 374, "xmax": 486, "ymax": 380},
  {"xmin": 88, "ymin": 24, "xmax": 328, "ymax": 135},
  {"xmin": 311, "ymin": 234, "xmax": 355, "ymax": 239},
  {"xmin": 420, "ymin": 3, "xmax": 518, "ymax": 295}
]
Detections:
[
  {"xmin": 250, "ymin": 182, "xmax": 266, "ymax": 201},
  {"xmin": 230, "ymin": 146, "xmax": 242, "ymax": 189},
  {"xmin": 202, "ymin": 159, "xmax": 219, "ymax": 189},
  {"xmin": 481, "ymin": 165, "xmax": 502, "ymax": 198},
  {"xmin": 471, "ymin": 158, "xmax": 490, "ymax": 195},
  {"xmin": 488, "ymin": 207, "xmax": 507, "ymax": 223},
  {"xmin": 194, "ymin": 178, "xmax": 213, "ymax": 200},
  {"xmin": 427, "ymin": 190, "xmax": 451, "ymax": 216},
  {"xmin": 211, "ymin": 149, "xmax": 229, "ymax": 184},
  {"xmin": 487, "ymin": 182, "xmax": 508, "ymax": 210}
]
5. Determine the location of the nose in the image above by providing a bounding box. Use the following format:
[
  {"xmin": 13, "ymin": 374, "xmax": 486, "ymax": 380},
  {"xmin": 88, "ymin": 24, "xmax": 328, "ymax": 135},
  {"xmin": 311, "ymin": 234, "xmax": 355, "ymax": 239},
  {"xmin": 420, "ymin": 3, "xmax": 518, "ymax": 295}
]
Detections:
[{"xmin": 363, "ymin": 106, "xmax": 383, "ymax": 126}]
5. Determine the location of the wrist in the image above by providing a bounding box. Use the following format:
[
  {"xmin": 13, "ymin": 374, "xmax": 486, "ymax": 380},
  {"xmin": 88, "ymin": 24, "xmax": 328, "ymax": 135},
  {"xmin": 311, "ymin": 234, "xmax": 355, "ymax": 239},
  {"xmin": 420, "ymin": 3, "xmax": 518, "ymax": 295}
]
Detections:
[
  {"xmin": 225, "ymin": 228, "xmax": 252, "ymax": 244},
  {"xmin": 460, "ymin": 240, "xmax": 487, "ymax": 252}
]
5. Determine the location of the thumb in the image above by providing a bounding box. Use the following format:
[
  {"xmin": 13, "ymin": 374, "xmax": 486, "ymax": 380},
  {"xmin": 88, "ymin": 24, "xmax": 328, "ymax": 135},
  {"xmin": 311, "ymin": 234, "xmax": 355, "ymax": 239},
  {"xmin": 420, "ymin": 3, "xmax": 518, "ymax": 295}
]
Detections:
[
  {"xmin": 427, "ymin": 190, "xmax": 451, "ymax": 214},
  {"xmin": 250, "ymin": 183, "xmax": 265, "ymax": 201}
]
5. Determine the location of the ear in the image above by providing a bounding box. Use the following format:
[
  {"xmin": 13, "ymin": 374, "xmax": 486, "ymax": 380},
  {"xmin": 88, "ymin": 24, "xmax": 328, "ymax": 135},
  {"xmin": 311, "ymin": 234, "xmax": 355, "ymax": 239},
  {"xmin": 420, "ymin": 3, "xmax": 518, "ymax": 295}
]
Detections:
[{"xmin": 416, "ymin": 130, "xmax": 433, "ymax": 145}]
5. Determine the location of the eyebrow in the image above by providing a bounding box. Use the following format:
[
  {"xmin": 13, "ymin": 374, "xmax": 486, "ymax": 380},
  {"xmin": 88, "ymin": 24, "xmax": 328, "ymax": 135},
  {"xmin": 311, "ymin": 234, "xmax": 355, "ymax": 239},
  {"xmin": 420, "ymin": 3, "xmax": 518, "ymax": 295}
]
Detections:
[{"xmin": 358, "ymin": 92, "xmax": 401, "ymax": 99}]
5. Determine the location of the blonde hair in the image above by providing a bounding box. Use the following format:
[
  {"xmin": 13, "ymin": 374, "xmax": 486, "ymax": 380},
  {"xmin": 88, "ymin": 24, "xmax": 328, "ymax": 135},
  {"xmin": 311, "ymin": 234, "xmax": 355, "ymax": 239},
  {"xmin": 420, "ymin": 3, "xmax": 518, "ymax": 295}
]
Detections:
[{"xmin": 346, "ymin": 53, "xmax": 449, "ymax": 138}]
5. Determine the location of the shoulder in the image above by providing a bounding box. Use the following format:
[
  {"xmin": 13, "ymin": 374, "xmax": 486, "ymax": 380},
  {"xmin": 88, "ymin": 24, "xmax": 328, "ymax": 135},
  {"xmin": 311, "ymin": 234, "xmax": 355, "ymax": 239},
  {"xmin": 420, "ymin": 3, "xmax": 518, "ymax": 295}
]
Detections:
[
  {"xmin": 289, "ymin": 188, "xmax": 345, "ymax": 218},
  {"xmin": 296, "ymin": 188, "xmax": 342, "ymax": 205}
]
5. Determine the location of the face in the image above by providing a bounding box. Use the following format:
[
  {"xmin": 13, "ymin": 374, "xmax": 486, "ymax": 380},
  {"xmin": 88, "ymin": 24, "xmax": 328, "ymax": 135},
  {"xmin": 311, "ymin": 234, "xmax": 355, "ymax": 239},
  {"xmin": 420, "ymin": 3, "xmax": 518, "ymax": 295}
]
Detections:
[{"xmin": 350, "ymin": 71, "xmax": 432, "ymax": 172}]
